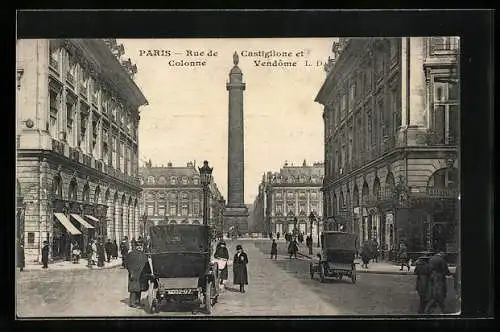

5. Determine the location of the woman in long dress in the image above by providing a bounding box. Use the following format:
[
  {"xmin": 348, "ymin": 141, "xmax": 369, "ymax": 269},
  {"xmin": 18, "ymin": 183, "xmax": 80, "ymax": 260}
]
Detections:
[{"xmin": 214, "ymin": 241, "xmax": 230, "ymax": 286}]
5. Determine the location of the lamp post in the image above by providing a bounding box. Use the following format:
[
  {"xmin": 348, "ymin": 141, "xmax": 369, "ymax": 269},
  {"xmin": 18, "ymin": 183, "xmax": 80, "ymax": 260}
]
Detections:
[
  {"xmin": 199, "ymin": 160, "xmax": 213, "ymax": 227},
  {"xmin": 308, "ymin": 211, "xmax": 315, "ymax": 242},
  {"xmin": 317, "ymin": 216, "xmax": 321, "ymax": 248},
  {"xmin": 142, "ymin": 212, "xmax": 147, "ymax": 239}
]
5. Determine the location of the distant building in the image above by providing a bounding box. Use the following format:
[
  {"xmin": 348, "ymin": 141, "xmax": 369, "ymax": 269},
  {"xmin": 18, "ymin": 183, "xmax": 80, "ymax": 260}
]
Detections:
[
  {"xmin": 139, "ymin": 161, "xmax": 225, "ymax": 232},
  {"xmin": 251, "ymin": 160, "xmax": 324, "ymax": 239},
  {"xmin": 315, "ymin": 37, "xmax": 459, "ymax": 254},
  {"xmin": 16, "ymin": 39, "xmax": 147, "ymax": 263}
]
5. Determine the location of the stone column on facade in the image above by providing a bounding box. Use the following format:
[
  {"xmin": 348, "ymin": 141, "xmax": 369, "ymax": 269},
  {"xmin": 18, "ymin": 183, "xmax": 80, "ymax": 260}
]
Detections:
[
  {"xmin": 114, "ymin": 201, "xmax": 120, "ymax": 242},
  {"xmin": 38, "ymin": 40, "xmax": 50, "ymax": 133},
  {"xmin": 60, "ymin": 87, "xmax": 67, "ymax": 143},
  {"xmin": 39, "ymin": 158, "xmax": 50, "ymax": 262}
]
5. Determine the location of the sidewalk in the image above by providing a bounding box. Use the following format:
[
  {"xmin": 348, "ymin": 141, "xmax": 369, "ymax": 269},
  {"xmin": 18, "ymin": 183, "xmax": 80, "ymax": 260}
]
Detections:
[
  {"xmin": 294, "ymin": 244, "xmax": 456, "ymax": 276},
  {"xmin": 23, "ymin": 258, "xmax": 123, "ymax": 271}
]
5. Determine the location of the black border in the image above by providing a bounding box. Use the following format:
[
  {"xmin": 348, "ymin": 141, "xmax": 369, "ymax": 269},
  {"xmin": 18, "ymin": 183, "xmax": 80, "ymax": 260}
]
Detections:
[{"xmin": 9, "ymin": 9, "xmax": 494, "ymax": 330}]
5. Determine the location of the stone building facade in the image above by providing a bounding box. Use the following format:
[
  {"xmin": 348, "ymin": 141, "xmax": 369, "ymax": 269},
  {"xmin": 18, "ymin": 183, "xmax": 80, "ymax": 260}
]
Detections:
[
  {"xmin": 315, "ymin": 37, "xmax": 459, "ymax": 255},
  {"xmin": 139, "ymin": 161, "xmax": 225, "ymax": 232},
  {"xmin": 252, "ymin": 161, "xmax": 324, "ymax": 239},
  {"xmin": 16, "ymin": 39, "xmax": 147, "ymax": 262}
]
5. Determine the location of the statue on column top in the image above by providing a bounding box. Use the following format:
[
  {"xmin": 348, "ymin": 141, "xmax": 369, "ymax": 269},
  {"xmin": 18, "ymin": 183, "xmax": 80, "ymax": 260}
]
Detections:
[{"xmin": 233, "ymin": 51, "xmax": 239, "ymax": 66}]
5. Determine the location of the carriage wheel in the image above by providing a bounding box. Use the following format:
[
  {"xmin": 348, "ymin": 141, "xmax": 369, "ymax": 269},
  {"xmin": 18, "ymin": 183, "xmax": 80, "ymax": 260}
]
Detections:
[
  {"xmin": 204, "ymin": 280, "xmax": 213, "ymax": 314},
  {"xmin": 319, "ymin": 264, "xmax": 326, "ymax": 283},
  {"xmin": 309, "ymin": 263, "xmax": 314, "ymax": 279}
]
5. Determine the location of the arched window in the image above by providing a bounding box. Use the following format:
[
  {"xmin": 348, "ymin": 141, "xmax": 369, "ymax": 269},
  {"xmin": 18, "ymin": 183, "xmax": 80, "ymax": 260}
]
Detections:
[
  {"xmin": 69, "ymin": 179, "xmax": 78, "ymax": 201},
  {"xmin": 52, "ymin": 175, "xmax": 63, "ymax": 199},
  {"xmin": 373, "ymin": 178, "xmax": 381, "ymax": 200},
  {"xmin": 82, "ymin": 184, "xmax": 90, "ymax": 203},
  {"xmin": 361, "ymin": 182, "xmax": 369, "ymax": 205},
  {"xmin": 353, "ymin": 185, "xmax": 360, "ymax": 207},
  {"xmin": 94, "ymin": 186, "xmax": 100, "ymax": 204}
]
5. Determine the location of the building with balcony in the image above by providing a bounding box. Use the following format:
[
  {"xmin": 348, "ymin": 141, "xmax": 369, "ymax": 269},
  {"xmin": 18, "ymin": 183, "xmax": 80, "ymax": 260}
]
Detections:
[
  {"xmin": 315, "ymin": 37, "xmax": 459, "ymax": 255},
  {"xmin": 138, "ymin": 161, "xmax": 225, "ymax": 232},
  {"xmin": 16, "ymin": 39, "xmax": 147, "ymax": 263},
  {"xmin": 251, "ymin": 160, "xmax": 324, "ymax": 239}
]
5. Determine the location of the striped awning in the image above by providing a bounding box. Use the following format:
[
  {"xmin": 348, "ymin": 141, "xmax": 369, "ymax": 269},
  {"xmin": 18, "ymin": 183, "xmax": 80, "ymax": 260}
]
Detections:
[
  {"xmin": 54, "ymin": 213, "xmax": 82, "ymax": 235},
  {"xmin": 85, "ymin": 215, "xmax": 99, "ymax": 222},
  {"xmin": 70, "ymin": 214, "xmax": 95, "ymax": 229}
]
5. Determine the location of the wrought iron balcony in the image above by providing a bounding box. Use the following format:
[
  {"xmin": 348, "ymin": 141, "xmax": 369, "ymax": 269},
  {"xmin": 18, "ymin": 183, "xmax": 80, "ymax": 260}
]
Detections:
[
  {"xmin": 51, "ymin": 139, "xmax": 65, "ymax": 155},
  {"xmin": 425, "ymin": 130, "xmax": 459, "ymax": 146}
]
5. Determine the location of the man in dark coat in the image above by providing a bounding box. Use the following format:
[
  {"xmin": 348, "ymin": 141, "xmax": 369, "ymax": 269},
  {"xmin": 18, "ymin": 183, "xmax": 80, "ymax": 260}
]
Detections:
[
  {"xmin": 270, "ymin": 239, "xmax": 278, "ymax": 260},
  {"xmin": 398, "ymin": 242, "xmax": 410, "ymax": 271},
  {"xmin": 130, "ymin": 237, "xmax": 137, "ymax": 250},
  {"xmin": 306, "ymin": 235, "xmax": 313, "ymax": 255},
  {"xmin": 214, "ymin": 240, "xmax": 230, "ymax": 285},
  {"xmin": 288, "ymin": 238, "xmax": 298, "ymax": 259},
  {"xmin": 414, "ymin": 253, "xmax": 432, "ymax": 313},
  {"xmin": 427, "ymin": 252, "xmax": 451, "ymax": 313},
  {"xmin": 276, "ymin": 232, "xmax": 280, "ymax": 240},
  {"xmin": 104, "ymin": 238, "xmax": 112, "ymax": 263},
  {"xmin": 126, "ymin": 239, "xmax": 151, "ymax": 308},
  {"xmin": 17, "ymin": 240, "xmax": 25, "ymax": 272},
  {"xmin": 112, "ymin": 240, "xmax": 119, "ymax": 259},
  {"xmin": 233, "ymin": 245, "xmax": 249, "ymax": 293},
  {"xmin": 120, "ymin": 237, "xmax": 129, "ymax": 268},
  {"xmin": 360, "ymin": 242, "xmax": 371, "ymax": 269},
  {"xmin": 41, "ymin": 240, "xmax": 50, "ymax": 268}
]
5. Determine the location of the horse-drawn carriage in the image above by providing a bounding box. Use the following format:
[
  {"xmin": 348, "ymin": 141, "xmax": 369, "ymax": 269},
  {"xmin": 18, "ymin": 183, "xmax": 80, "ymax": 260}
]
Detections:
[
  {"xmin": 309, "ymin": 231, "xmax": 358, "ymax": 284},
  {"xmin": 145, "ymin": 224, "xmax": 220, "ymax": 314}
]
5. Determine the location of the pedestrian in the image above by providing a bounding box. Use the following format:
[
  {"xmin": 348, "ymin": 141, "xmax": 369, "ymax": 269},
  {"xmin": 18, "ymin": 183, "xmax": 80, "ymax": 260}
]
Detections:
[
  {"xmin": 414, "ymin": 252, "xmax": 432, "ymax": 313},
  {"xmin": 306, "ymin": 235, "xmax": 313, "ymax": 255},
  {"xmin": 41, "ymin": 240, "xmax": 49, "ymax": 268},
  {"xmin": 91, "ymin": 239, "xmax": 98, "ymax": 265},
  {"xmin": 371, "ymin": 239, "xmax": 379, "ymax": 263},
  {"xmin": 17, "ymin": 240, "xmax": 25, "ymax": 272},
  {"xmin": 97, "ymin": 238, "xmax": 105, "ymax": 267},
  {"xmin": 104, "ymin": 238, "xmax": 112, "ymax": 263},
  {"xmin": 131, "ymin": 237, "xmax": 137, "ymax": 250},
  {"xmin": 360, "ymin": 242, "xmax": 371, "ymax": 269},
  {"xmin": 72, "ymin": 241, "xmax": 81, "ymax": 264},
  {"xmin": 398, "ymin": 242, "xmax": 411, "ymax": 271},
  {"xmin": 270, "ymin": 239, "xmax": 278, "ymax": 260},
  {"xmin": 426, "ymin": 252, "xmax": 452, "ymax": 313},
  {"xmin": 112, "ymin": 239, "xmax": 119, "ymax": 259},
  {"xmin": 126, "ymin": 239, "xmax": 151, "ymax": 308},
  {"xmin": 120, "ymin": 237, "xmax": 129, "ymax": 268},
  {"xmin": 233, "ymin": 245, "xmax": 249, "ymax": 293},
  {"xmin": 276, "ymin": 232, "xmax": 280, "ymax": 240},
  {"xmin": 214, "ymin": 240, "xmax": 229, "ymax": 286},
  {"xmin": 288, "ymin": 238, "xmax": 298, "ymax": 259}
]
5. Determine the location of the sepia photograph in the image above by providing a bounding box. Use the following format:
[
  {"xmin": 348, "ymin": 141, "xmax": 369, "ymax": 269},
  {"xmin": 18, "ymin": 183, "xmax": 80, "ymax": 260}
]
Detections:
[{"xmin": 15, "ymin": 36, "xmax": 461, "ymax": 318}]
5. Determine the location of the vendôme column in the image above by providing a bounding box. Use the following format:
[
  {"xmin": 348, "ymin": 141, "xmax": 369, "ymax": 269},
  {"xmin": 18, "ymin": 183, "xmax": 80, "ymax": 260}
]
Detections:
[{"xmin": 223, "ymin": 52, "xmax": 249, "ymax": 236}]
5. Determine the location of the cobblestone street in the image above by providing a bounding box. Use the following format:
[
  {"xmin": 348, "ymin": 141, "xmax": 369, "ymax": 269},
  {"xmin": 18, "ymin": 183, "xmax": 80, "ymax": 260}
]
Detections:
[{"xmin": 16, "ymin": 240, "xmax": 459, "ymax": 317}]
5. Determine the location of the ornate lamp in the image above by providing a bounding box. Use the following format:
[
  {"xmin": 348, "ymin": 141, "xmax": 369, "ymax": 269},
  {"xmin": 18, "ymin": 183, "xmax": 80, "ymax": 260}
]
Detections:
[{"xmin": 198, "ymin": 160, "xmax": 213, "ymax": 226}]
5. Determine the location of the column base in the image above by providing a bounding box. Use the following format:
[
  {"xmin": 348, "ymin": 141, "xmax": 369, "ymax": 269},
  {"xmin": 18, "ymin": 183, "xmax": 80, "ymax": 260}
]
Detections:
[{"xmin": 223, "ymin": 205, "xmax": 249, "ymax": 235}]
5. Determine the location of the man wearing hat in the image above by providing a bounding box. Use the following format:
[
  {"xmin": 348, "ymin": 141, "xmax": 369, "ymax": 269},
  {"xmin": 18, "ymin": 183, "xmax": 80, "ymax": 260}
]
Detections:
[
  {"xmin": 41, "ymin": 240, "xmax": 50, "ymax": 269},
  {"xmin": 126, "ymin": 238, "xmax": 151, "ymax": 308},
  {"xmin": 232, "ymin": 244, "xmax": 249, "ymax": 293},
  {"xmin": 414, "ymin": 251, "xmax": 433, "ymax": 313},
  {"xmin": 427, "ymin": 251, "xmax": 452, "ymax": 313},
  {"xmin": 214, "ymin": 240, "xmax": 230, "ymax": 286}
]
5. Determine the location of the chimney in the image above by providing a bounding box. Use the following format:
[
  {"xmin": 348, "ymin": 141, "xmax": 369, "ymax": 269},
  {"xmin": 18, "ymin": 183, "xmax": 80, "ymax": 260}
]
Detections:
[
  {"xmin": 167, "ymin": 162, "xmax": 172, "ymax": 167},
  {"xmin": 187, "ymin": 161, "xmax": 193, "ymax": 167}
]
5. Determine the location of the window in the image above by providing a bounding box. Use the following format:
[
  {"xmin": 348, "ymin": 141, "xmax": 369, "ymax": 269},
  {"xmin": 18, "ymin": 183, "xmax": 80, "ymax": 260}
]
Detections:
[
  {"xmin": 66, "ymin": 55, "xmax": 77, "ymax": 86},
  {"xmin": 111, "ymin": 136, "xmax": 117, "ymax": 167},
  {"xmin": 348, "ymin": 128, "xmax": 353, "ymax": 165},
  {"xmin": 181, "ymin": 192, "xmax": 188, "ymax": 200},
  {"xmin": 299, "ymin": 202, "xmax": 306, "ymax": 214},
  {"xmin": 390, "ymin": 87, "xmax": 399, "ymax": 133},
  {"xmin": 193, "ymin": 202, "xmax": 200, "ymax": 215},
  {"xmin": 79, "ymin": 69, "xmax": 88, "ymax": 97},
  {"xmin": 120, "ymin": 141, "xmax": 125, "ymax": 171},
  {"xmin": 367, "ymin": 110, "xmax": 373, "ymax": 148},
  {"xmin": 170, "ymin": 176, "xmax": 177, "ymax": 185},
  {"xmin": 193, "ymin": 177, "xmax": 199, "ymax": 185},
  {"xmin": 147, "ymin": 205, "xmax": 154, "ymax": 216},
  {"xmin": 299, "ymin": 191, "xmax": 306, "ymax": 199},
  {"xmin": 66, "ymin": 99, "xmax": 75, "ymax": 145},
  {"xmin": 287, "ymin": 191, "xmax": 295, "ymax": 200},
  {"xmin": 276, "ymin": 192, "xmax": 282, "ymax": 200},
  {"xmin": 101, "ymin": 90, "xmax": 108, "ymax": 114},
  {"xmin": 169, "ymin": 204, "xmax": 177, "ymax": 216},
  {"xmin": 158, "ymin": 176, "xmax": 167, "ymax": 185},
  {"xmin": 147, "ymin": 176, "xmax": 155, "ymax": 184},
  {"xmin": 158, "ymin": 205, "xmax": 165, "ymax": 216},
  {"xmin": 276, "ymin": 203, "xmax": 283, "ymax": 214},
  {"xmin": 182, "ymin": 177, "xmax": 188, "ymax": 185},
  {"xmin": 91, "ymin": 79, "xmax": 99, "ymax": 105},
  {"xmin": 434, "ymin": 81, "xmax": 459, "ymax": 103},
  {"xmin": 158, "ymin": 192, "xmax": 166, "ymax": 200},
  {"xmin": 49, "ymin": 89, "xmax": 60, "ymax": 138},
  {"xmin": 181, "ymin": 204, "xmax": 188, "ymax": 216},
  {"xmin": 287, "ymin": 202, "xmax": 295, "ymax": 214},
  {"xmin": 431, "ymin": 79, "xmax": 460, "ymax": 145},
  {"xmin": 27, "ymin": 232, "xmax": 35, "ymax": 244},
  {"xmin": 311, "ymin": 192, "xmax": 318, "ymax": 200},
  {"xmin": 49, "ymin": 41, "xmax": 60, "ymax": 72},
  {"xmin": 91, "ymin": 119, "xmax": 98, "ymax": 156},
  {"xmin": 430, "ymin": 37, "xmax": 458, "ymax": 54}
]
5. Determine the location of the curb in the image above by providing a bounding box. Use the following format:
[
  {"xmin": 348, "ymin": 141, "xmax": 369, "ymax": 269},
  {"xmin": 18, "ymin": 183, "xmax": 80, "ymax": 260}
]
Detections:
[
  {"xmin": 296, "ymin": 252, "xmax": 414, "ymax": 276},
  {"xmin": 23, "ymin": 262, "xmax": 123, "ymax": 272}
]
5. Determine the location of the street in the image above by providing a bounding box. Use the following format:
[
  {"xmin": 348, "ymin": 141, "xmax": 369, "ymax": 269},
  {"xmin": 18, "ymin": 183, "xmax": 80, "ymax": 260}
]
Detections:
[{"xmin": 16, "ymin": 240, "xmax": 459, "ymax": 317}]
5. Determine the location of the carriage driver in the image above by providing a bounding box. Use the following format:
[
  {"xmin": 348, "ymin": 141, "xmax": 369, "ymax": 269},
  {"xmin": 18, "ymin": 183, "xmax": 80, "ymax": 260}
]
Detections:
[{"xmin": 126, "ymin": 239, "xmax": 152, "ymax": 308}]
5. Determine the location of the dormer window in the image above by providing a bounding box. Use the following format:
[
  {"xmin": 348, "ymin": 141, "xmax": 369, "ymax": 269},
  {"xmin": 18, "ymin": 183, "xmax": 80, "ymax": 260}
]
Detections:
[
  {"xmin": 193, "ymin": 177, "xmax": 200, "ymax": 185},
  {"xmin": 170, "ymin": 176, "xmax": 177, "ymax": 185},
  {"xmin": 147, "ymin": 176, "xmax": 155, "ymax": 184},
  {"xmin": 182, "ymin": 176, "xmax": 188, "ymax": 185}
]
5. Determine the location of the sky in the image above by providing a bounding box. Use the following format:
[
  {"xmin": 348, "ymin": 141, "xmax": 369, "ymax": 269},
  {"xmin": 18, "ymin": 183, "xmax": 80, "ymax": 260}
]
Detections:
[{"xmin": 119, "ymin": 38, "xmax": 333, "ymax": 204}]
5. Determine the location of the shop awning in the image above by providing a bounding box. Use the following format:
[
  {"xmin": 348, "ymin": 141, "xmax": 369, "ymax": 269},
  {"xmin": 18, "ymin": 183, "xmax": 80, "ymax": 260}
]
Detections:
[
  {"xmin": 70, "ymin": 214, "xmax": 95, "ymax": 229},
  {"xmin": 85, "ymin": 215, "xmax": 99, "ymax": 222},
  {"xmin": 54, "ymin": 213, "xmax": 82, "ymax": 235}
]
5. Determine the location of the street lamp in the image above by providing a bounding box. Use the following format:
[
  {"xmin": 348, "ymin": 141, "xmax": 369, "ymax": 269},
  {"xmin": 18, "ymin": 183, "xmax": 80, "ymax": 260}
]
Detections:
[
  {"xmin": 308, "ymin": 211, "xmax": 315, "ymax": 242},
  {"xmin": 198, "ymin": 160, "xmax": 213, "ymax": 226},
  {"xmin": 317, "ymin": 216, "xmax": 321, "ymax": 248}
]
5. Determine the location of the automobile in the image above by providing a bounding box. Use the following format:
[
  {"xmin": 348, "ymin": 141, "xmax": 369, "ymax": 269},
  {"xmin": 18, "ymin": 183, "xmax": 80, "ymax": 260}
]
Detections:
[
  {"xmin": 309, "ymin": 231, "xmax": 358, "ymax": 284},
  {"xmin": 145, "ymin": 224, "xmax": 220, "ymax": 314}
]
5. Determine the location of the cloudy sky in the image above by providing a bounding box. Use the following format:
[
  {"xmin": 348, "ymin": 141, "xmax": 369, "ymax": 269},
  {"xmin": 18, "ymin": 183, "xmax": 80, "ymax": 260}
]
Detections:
[{"xmin": 119, "ymin": 38, "xmax": 333, "ymax": 203}]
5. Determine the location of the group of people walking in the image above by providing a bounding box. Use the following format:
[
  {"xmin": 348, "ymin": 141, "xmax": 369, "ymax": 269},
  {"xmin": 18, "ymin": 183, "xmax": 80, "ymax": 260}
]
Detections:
[
  {"xmin": 84, "ymin": 237, "xmax": 121, "ymax": 268},
  {"xmin": 214, "ymin": 241, "xmax": 249, "ymax": 293}
]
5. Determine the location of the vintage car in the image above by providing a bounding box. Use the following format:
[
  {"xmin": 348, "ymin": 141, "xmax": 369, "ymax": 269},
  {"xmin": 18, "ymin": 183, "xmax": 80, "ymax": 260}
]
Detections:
[
  {"xmin": 309, "ymin": 231, "xmax": 358, "ymax": 284},
  {"xmin": 145, "ymin": 224, "xmax": 220, "ymax": 314}
]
